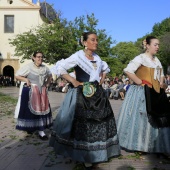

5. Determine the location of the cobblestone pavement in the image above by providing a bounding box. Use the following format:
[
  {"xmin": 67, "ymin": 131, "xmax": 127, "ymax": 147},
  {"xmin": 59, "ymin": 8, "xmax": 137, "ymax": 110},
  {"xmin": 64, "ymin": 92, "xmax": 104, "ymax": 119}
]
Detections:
[{"xmin": 0, "ymin": 87, "xmax": 170, "ymax": 170}]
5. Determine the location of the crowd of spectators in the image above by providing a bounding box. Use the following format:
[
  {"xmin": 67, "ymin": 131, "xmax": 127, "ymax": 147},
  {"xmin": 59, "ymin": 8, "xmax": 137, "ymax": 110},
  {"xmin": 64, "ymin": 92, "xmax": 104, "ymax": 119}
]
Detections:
[
  {"xmin": 47, "ymin": 74, "xmax": 133, "ymax": 100},
  {"xmin": 0, "ymin": 75, "xmax": 14, "ymax": 87},
  {"xmin": 101, "ymin": 75, "xmax": 132, "ymax": 100},
  {"xmin": 2, "ymin": 72, "xmax": 170, "ymax": 101}
]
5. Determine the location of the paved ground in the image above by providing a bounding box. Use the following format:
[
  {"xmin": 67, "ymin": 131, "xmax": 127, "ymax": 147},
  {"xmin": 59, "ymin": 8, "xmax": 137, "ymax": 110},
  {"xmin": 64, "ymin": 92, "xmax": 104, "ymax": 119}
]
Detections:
[{"xmin": 0, "ymin": 87, "xmax": 170, "ymax": 170}]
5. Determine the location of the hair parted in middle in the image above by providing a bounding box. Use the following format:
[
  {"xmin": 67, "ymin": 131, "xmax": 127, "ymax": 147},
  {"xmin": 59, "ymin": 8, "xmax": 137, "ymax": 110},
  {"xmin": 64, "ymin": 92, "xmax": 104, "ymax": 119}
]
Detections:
[
  {"xmin": 142, "ymin": 35, "xmax": 157, "ymax": 51},
  {"xmin": 79, "ymin": 32, "xmax": 97, "ymax": 47},
  {"xmin": 32, "ymin": 51, "xmax": 44, "ymax": 62}
]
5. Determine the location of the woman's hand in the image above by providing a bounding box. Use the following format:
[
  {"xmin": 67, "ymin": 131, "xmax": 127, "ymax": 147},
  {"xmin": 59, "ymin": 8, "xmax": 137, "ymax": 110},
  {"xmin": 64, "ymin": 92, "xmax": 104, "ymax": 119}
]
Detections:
[
  {"xmin": 72, "ymin": 79, "xmax": 83, "ymax": 87},
  {"xmin": 45, "ymin": 83, "xmax": 50, "ymax": 88},
  {"xmin": 99, "ymin": 79, "xmax": 105, "ymax": 85},
  {"xmin": 160, "ymin": 83, "xmax": 167, "ymax": 90},
  {"xmin": 99, "ymin": 72, "xmax": 106, "ymax": 85},
  {"xmin": 25, "ymin": 78, "xmax": 31, "ymax": 86}
]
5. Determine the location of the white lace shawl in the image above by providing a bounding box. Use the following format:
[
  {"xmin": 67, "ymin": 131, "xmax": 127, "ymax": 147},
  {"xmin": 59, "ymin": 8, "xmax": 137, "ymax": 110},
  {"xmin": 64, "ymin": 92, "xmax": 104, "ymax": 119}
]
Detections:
[
  {"xmin": 15, "ymin": 62, "xmax": 51, "ymax": 86},
  {"xmin": 50, "ymin": 50, "xmax": 110, "ymax": 82}
]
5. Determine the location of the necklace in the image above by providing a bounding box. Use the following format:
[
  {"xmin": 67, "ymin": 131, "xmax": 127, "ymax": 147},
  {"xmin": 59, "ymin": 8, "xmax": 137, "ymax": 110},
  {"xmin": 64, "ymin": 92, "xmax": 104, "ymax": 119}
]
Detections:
[
  {"xmin": 145, "ymin": 53, "xmax": 155, "ymax": 60},
  {"xmin": 34, "ymin": 62, "xmax": 41, "ymax": 68},
  {"xmin": 84, "ymin": 50, "xmax": 97, "ymax": 70},
  {"xmin": 91, "ymin": 61, "xmax": 97, "ymax": 70},
  {"xmin": 84, "ymin": 49, "xmax": 93, "ymax": 58}
]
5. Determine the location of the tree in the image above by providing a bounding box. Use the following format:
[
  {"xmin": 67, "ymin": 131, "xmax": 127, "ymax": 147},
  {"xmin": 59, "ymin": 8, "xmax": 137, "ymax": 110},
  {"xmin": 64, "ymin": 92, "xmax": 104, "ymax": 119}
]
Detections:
[
  {"xmin": 66, "ymin": 13, "xmax": 115, "ymax": 57},
  {"xmin": 158, "ymin": 32, "xmax": 170, "ymax": 73},
  {"xmin": 152, "ymin": 17, "xmax": 170, "ymax": 37},
  {"xmin": 9, "ymin": 13, "xmax": 115, "ymax": 64},
  {"xmin": 9, "ymin": 16, "xmax": 77, "ymax": 64},
  {"xmin": 101, "ymin": 57, "xmax": 124, "ymax": 76},
  {"xmin": 111, "ymin": 42, "xmax": 140, "ymax": 66}
]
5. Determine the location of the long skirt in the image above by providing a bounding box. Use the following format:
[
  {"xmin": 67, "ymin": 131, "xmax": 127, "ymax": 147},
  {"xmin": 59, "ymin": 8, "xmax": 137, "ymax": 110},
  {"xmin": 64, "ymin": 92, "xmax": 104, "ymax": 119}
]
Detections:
[
  {"xmin": 49, "ymin": 85, "xmax": 120, "ymax": 163},
  {"xmin": 16, "ymin": 86, "xmax": 53, "ymax": 132},
  {"xmin": 117, "ymin": 85, "xmax": 170, "ymax": 153},
  {"xmin": 14, "ymin": 81, "xmax": 25, "ymax": 118}
]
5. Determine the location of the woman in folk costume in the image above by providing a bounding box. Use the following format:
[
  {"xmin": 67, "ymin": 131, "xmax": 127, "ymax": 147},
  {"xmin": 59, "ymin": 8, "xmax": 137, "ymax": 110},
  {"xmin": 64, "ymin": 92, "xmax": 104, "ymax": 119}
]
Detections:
[
  {"xmin": 117, "ymin": 36, "xmax": 170, "ymax": 154},
  {"xmin": 49, "ymin": 32, "xmax": 120, "ymax": 169},
  {"xmin": 15, "ymin": 52, "xmax": 53, "ymax": 140}
]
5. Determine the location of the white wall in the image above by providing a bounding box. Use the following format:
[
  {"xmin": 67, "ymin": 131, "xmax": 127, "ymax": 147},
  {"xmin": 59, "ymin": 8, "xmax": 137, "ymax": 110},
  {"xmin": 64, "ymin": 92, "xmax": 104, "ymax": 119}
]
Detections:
[{"xmin": 0, "ymin": 0, "xmax": 43, "ymax": 64}]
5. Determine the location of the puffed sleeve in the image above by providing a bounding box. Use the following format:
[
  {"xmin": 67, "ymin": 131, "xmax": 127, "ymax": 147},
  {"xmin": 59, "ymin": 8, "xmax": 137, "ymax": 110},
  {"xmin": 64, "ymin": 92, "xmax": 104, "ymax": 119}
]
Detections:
[
  {"xmin": 50, "ymin": 54, "xmax": 77, "ymax": 77},
  {"xmin": 124, "ymin": 55, "xmax": 142, "ymax": 74},
  {"xmin": 101, "ymin": 61, "xmax": 110, "ymax": 73},
  {"xmin": 15, "ymin": 64, "xmax": 30, "ymax": 77}
]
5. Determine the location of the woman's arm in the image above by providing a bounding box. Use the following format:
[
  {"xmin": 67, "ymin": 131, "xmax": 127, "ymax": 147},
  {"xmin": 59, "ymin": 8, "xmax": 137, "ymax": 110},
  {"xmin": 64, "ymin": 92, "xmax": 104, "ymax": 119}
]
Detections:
[
  {"xmin": 125, "ymin": 71, "xmax": 142, "ymax": 85},
  {"xmin": 99, "ymin": 72, "xmax": 107, "ymax": 85},
  {"xmin": 62, "ymin": 74, "xmax": 82, "ymax": 87},
  {"xmin": 160, "ymin": 76, "xmax": 165, "ymax": 88},
  {"xmin": 45, "ymin": 74, "xmax": 53, "ymax": 88},
  {"xmin": 15, "ymin": 76, "xmax": 31, "ymax": 86}
]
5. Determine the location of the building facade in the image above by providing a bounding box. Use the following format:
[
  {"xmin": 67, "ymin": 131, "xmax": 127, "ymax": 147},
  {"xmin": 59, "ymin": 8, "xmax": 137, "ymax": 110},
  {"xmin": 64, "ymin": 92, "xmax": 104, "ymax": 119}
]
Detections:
[{"xmin": 0, "ymin": 0, "xmax": 44, "ymax": 80}]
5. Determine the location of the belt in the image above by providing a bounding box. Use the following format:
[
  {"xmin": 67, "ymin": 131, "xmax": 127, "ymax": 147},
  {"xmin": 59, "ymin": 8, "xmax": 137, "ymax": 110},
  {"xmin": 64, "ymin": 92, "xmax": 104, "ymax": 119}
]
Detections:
[{"xmin": 142, "ymin": 80, "xmax": 152, "ymax": 87}]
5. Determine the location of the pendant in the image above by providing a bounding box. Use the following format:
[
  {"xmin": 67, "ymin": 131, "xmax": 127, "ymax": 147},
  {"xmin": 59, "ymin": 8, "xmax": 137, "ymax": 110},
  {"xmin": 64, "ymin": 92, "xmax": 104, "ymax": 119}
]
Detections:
[{"xmin": 93, "ymin": 63, "xmax": 97, "ymax": 70}]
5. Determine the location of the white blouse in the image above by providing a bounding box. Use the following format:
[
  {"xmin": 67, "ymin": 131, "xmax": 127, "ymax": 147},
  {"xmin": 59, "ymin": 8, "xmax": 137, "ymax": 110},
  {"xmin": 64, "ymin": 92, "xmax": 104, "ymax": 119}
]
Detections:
[
  {"xmin": 15, "ymin": 62, "xmax": 51, "ymax": 86},
  {"xmin": 124, "ymin": 53, "xmax": 164, "ymax": 81},
  {"xmin": 51, "ymin": 50, "xmax": 110, "ymax": 82}
]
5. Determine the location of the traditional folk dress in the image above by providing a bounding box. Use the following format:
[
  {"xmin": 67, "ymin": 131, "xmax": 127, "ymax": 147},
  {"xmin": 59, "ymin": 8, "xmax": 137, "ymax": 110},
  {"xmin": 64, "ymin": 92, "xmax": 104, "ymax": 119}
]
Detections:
[
  {"xmin": 117, "ymin": 53, "xmax": 170, "ymax": 154},
  {"xmin": 15, "ymin": 62, "xmax": 53, "ymax": 132},
  {"xmin": 49, "ymin": 50, "xmax": 120, "ymax": 163}
]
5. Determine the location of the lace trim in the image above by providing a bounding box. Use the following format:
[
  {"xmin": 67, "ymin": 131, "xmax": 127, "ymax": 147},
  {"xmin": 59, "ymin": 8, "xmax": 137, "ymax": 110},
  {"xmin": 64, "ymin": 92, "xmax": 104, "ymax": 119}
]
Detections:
[{"xmin": 51, "ymin": 132, "xmax": 119, "ymax": 151}]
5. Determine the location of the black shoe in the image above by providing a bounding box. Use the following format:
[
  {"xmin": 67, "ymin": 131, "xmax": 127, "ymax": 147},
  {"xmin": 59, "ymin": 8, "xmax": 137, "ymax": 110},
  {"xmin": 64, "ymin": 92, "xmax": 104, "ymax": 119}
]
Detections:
[
  {"xmin": 39, "ymin": 135, "xmax": 48, "ymax": 140},
  {"xmin": 27, "ymin": 131, "xmax": 34, "ymax": 135},
  {"xmin": 83, "ymin": 163, "xmax": 93, "ymax": 170}
]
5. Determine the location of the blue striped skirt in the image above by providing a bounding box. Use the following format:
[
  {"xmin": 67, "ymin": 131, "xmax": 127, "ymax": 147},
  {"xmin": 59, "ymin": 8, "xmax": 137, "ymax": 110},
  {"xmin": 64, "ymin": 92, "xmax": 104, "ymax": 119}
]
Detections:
[{"xmin": 117, "ymin": 85, "xmax": 170, "ymax": 153}]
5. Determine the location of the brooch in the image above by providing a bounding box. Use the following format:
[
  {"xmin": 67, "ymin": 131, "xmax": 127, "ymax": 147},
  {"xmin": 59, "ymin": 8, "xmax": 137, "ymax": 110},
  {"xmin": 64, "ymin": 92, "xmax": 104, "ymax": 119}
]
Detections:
[{"xmin": 83, "ymin": 82, "xmax": 96, "ymax": 97}]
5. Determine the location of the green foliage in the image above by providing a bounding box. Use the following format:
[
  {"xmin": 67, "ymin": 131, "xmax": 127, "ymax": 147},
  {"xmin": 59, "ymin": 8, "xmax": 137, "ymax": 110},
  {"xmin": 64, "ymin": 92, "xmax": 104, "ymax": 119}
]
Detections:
[
  {"xmin": 152, "ymin": 17, "xmax": 170, "ymax": 37},
  {"xmin": 158, "ymin": 32, "xmax": 170, "ymax": 73},
  {"xmin": 0, "ymin": 92, "xmax": 17, "ymax": 116},
  {"xmin": 9, "ymin": 17, "xmax": 78, "ymax": 64},
  {"xmin": 9, "ymin": 13, "xmax": 114, "ymax": 64},
  {"xmin": 101, "ymin": 57, "xmax": 124, "ymax": 76},
  {"xmin": 8, "ymin": 9, "xmax": 170, "ymax": 75},
  {"xmin": 0, "ymin": 92, "xmax": 17, "ymax": 104},
  {"xmin": 111, "ymin": 42, "xmax": 140, "ymax": 65}
]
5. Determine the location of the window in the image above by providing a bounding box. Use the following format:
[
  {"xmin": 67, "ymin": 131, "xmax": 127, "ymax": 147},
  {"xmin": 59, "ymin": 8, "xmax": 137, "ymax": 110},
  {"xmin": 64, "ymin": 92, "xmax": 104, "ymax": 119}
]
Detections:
[{"xmin": 4, "ymin": 15, "xmax": 14, "ymax": 33}]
